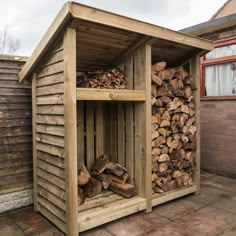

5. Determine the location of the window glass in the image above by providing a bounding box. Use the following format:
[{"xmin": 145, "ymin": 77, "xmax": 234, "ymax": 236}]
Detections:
[
  {"xmin": 206, "ymin": 44, "xmax": 236, "ymax": 59},
  {"xmin": 205, "ymin": 63, "xmax": 236, "ymax": 96}
]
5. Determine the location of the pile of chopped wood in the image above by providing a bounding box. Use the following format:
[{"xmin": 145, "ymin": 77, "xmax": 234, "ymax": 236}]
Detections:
[
  {"xmin": 151, "ymin": 62, "xmax": 196, "ymax": 194},
  {"xmin": 77, "ymin": 68, "xmax": 127, "ymax": 89},
  {"xmin": 77, "ymin": 155, "xmax": 137, "ymax": 205}
]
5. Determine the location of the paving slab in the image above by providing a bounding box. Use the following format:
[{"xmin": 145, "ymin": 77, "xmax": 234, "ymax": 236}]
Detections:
[
  {"xmin": 201, "ymin": 175, "xmax": 236, "ymax": 193},
  {"xmin": 80, "ymin": 227, "xmax": 113, "ymax": 236},
  {"xmin": 8, "ymin": 207, "xmax": 61, "ymax": 235},
  {"xmin": 141, "ymin": 211, "xmax": 170, "ymax": 227},
  {"xmin": 175, "ymin": 205, "xmax": 236, "ymax": 236},
  {"xmin": 211, "ymin": 194, "xmax": 236, "ymax": 215},
  {"xmin": 142, "ymin": 222, "xmax": 204, "ymax": 236},
  {"xmin": 0, "ymin": 214, "xmax": 24, "ymax": 236},
  {"xmin": 152, "ymin": 197, "xmax": 205, "ymax": 220},
  {"xmin": 189, "ymin": 186, "xmax": 234, "ymax": 205},
  {"xmin": 105, "ymin": 213, "xmax": 154, "ymax": 236}
]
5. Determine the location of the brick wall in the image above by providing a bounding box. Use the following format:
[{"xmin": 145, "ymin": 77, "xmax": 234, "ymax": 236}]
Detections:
[{"xmin": 201, "ymin": 100, "xmax": 236, "ymax": 178}]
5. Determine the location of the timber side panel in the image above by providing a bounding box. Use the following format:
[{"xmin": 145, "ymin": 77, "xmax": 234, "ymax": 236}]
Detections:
[
  {"xmin": 34, "ymin": 39, "xmax": 67, "ymax": 232},
  {"xmin": 0, "ymin": 58, "xmax": 33, "ymax": 195}
]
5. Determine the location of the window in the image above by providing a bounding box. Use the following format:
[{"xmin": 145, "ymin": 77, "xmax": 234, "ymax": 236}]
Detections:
[{"xmin": 200, "ymin": 38, "xmax": 236, "ymax": 98}]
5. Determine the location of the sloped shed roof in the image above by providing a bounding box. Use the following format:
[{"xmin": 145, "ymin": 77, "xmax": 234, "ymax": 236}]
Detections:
[{"xmin": 18, "ymin": 1, "xmax": 214, "ymax": 81}]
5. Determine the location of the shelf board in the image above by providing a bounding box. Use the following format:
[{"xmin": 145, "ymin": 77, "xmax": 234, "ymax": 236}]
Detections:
[
  {"xmin": 152, "ymin": 185, "xmax": 197, "ymax": 207},
  {"xmin": 76, "ymin": 88, "xmax": 146, "ymax": 101},
  {"xmin": 78, "ymin": 190, "xmax": 146, "ymax": 232}
]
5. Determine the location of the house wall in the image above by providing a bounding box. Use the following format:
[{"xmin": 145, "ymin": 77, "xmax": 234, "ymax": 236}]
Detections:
[
  {"xmin": 201, "ymin": 100, "xmax": 236, "ymax": 178},
  {"xmin": 0, "ymin": 55, "xmax": 33, "ymax": 213},
  {"xmin": 200, "ymin": 25, "xmax": 236, "ymax": 177},
  {"xmin": 213, "ymin": 0, "xmax": 236, "ymax": 19}
]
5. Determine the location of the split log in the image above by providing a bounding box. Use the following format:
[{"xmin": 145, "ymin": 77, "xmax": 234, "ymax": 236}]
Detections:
[
  {"xmin": 152, "ymin": 114, "xmax": 161, "ymax": 125},
  {"xmin": 78, "ymin": 165, "xmax": 91, "ymax": 186},
  {"xmin": 106, "ymin": 162, "xmax": 128, "ymax": 177},
  {"xmin": 152, "ymin": 130, "xmax": 159, "ymax": 140},
  {"xmin": 91, "ymin": 154, "xmax": 109, "ymax": 175},
  {"xmin": 152, "ymin": 74, "xmax": 163, "ymax": 86},
  {"xmin": 110, "ymin": 172, "xmax": 129, "ymax": 185},
  {"xmin": 152, "ymin": 148, "xmax": 161, "ymax": 155},
  {"xmin": 160, "ymin": 120, "xmax": 170, "ymax": 127},
  {"xmin": 152, "ymin": 61, "xmax": 166, "ymax": 72},
  {"xmin": 155, "ymin": 98, "xmax": 163, "ymax": 107},
  {"xmin": 152, "ymin": 136, "xmax": 166, "ymax": 147},
  {"xmin": 109, "ymin": 182, "xmax": 137, "ymax": 198},
  {"xmin": 158, "ymin": 68, "xmax": 176, "ymax": 81},
  {"xmin": 78, "ymin": 187, "xmax": 85, "ymax": 205},
  {"xmin": 95, "ymin": 174, "xmax": 112, "ymax": 189},
  {"xmin": 159, "ymin": 154, "xmax": 170, "ymax": 162},
  {"xmin": 83, "ymin": 178, "xmax": 103, "ymax": 198}
]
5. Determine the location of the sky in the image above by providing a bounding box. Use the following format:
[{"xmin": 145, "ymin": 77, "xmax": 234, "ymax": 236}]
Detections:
[{"xmin": 0, "ymin": 0, "xmax": 227, "ymax": 56}]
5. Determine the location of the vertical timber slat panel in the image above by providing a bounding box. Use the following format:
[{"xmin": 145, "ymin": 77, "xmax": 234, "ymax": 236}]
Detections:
[
  {"xmin": 86, "ymin": 102, "xmax": 95, "ymax": 171},
  {"xmin": 117, "ymin": 103, "xmax": 125, "ymax": 166},
  {"xmin": 144, "ymin": 44, "xmax": 152, "ymax": 212},
  {"xmin": 63, "ymin": 27, "xmax": 78, "ymax": 236},
  {"xmin": 96, "ymin": 103, "xmax": 104, "ymax": 158},
  {"xmin": 109, "ymin": 104, "xmax": 118, "ymax": 162},
  {"xmin": 77, "ymin": 102, "xmax": 84, "ymax": 168}
]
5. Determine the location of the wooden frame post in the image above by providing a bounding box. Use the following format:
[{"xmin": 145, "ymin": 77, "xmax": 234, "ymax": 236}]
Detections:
[
  {"xmin": 64, "ymin": 27, "xmax": 78, "ymax": 235},
  {"xmin": 190, "ymin": 54, "xmax": 201, "ymax": 194},
  {"xmin": 144, "ymin": 44, "xmax": 152, "ymax": 213},
  {"xmin": 32, "ymin": 73, "xmax": 38, "ymax": 212}
]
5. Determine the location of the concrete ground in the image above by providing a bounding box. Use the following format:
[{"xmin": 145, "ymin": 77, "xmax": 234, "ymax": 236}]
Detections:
[{"xmin": 1, "ymin": 173, "xmax": 236, "ymax": 236}]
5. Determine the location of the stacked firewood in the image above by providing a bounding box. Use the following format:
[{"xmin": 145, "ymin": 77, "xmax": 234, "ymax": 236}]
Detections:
[
  {"xmin": 151, "ymin": 62, "xmax": 196, "ymax": 194},
  {"xmin": 77, "ymin": 68, "xmax": 127, "ymax": 89},
  {"xmin": 77, "ymin": 155, "xmax": 137, "ymax": 205}
]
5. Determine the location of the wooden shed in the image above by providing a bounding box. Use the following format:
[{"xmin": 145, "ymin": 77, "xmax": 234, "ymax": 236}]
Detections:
[{"xmin": 18, "ymin": 2, "xmax": 214, "ymax": 235}]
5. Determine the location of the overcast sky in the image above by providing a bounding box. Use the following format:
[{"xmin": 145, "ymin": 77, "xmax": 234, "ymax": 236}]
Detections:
[{"xmin": 0, "ymin": 0, "xmax": 227, "ymax": 56}]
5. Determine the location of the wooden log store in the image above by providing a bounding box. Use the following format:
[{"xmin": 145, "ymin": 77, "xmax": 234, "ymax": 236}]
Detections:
[{"xmin": 18, "ymin": 2, "xmax": 214, "ymax": 235}]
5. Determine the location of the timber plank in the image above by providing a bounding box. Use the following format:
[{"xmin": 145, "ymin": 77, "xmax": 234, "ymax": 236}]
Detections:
[
  {"xmin": 37, "ymin": 105, "xmax": 64, "ymax": 115},
  {"xmin": 36, "ymin": 133, "xmax": 64, "ymax": 148},
  {"xmin": 36, "ymin": 83, "xmax": 64, "ymax": 96},
  {"xmin": 36, "ymin": 114, "xmax": 64, "ymax": 125},
  {"xmin": 36, "ymin": 72, "xmax": 64, "ymax": 87},
  {"xmin": 37, "ymin": 168, "xmax": 65, "ymax": 190},
  {"xmin": 36, "ymin": 124, "xmax": 64, "ymax": 137},
  {"xmin": 37, "ymin": 94, "xmax": 64, "ymax": 105},
  {"xmin": 36, "ymin": 142, "xmax": 65, "ymax": 158},
  {"xmin": 37, "ymin": 61, "xmax": 64, "ymax": 78},
  {"xmin": 37, "ymin": 150, "xmax": 65, "ymax": 169},
  {"xmin": 37, "ymin": 159, "xmax": 65, "ymax": 180}
]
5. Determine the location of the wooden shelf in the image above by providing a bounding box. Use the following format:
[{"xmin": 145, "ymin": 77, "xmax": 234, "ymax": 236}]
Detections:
[
  {"xmin": 76, "ymin": 88, "xmax": 146, "ymax": 101},
  {"xmin": 152, "ymin": 185, "xmax": 197, "ymax": 207},
  {"xmin": 78, "ymin": 191, "xmax": 146, "ymax": 232}
]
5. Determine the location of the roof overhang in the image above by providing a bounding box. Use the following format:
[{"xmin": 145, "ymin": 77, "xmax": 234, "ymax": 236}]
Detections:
[
  {"xmin": 181, "ymin": 13, "xmax": 236, "ymax": 37},
  {"xmin": 18, "ymin": 1, "xmax": 214, "ymax": 82}
]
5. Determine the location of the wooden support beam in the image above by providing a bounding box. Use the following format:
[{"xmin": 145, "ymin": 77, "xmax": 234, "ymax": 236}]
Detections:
[
  {"xmin": 63, "ymin": 27, "xmax": 78, "ymax": 236},
  {"xmin": 144, "ymin": 44, "xmax": 152, "ymax": 213},
  {"xmin": 76, "ymin": 88, "xmax": 145, "ymax": 101},
  {"xmin": 190, "ymin": 54, "xmax": 201, "ymax": 194}
]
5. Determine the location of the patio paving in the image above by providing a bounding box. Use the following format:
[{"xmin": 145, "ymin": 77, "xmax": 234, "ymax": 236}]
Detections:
[{"xmin": 1, "ymin": 173, "xmax": 236, "ymax": 236}]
